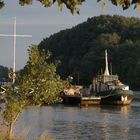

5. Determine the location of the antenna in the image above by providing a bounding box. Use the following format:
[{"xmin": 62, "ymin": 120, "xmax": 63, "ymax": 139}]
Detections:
[
  {"xmin": 101, "ymin": 68, "xmax": 103, "ymax": 75},
  {"xmin": 110, "ymin": 62, "xmax": 112, "ymax": 75}
]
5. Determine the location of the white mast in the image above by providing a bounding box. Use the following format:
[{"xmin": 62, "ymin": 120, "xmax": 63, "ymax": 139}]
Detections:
[
  {"xmin": 104, "ymin": 50, "xmax": 110, "ymax": 76},
  {"xmin": 13, "ymin": 17, "xmax": 16, "ymax": 83},
  {"xmin": 0, "ymin": 17, "xmax": 32, "ymax": 83}
]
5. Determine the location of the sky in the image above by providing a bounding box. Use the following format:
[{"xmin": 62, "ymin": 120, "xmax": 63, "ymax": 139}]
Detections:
[{"xmin": 0, "ymin": 0, "xmax": 140, "ymax": 70}]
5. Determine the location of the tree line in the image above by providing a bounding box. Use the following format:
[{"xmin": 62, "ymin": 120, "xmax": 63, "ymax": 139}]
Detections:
[
  {"xmin": 0, "ymin": 65, "xmax": 8, "ymax": 81},
  {"xmin": 38, "ymin": 15, "xmax": 140, "ymax": 89}
]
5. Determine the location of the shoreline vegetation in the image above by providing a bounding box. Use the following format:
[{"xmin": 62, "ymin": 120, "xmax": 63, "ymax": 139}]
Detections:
[{"xmin": 38, "ymin": 15, "xmax": 140, "ymax": 89}]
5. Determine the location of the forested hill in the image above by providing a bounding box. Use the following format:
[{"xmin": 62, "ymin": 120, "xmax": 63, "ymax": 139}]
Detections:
[
  {"xmin": 0, "ymin": 65, "xmax": 8, "ymax": 80},
  {"xmin": 38, "ymin": 15, "xmax": 140, "ymax": 89}
]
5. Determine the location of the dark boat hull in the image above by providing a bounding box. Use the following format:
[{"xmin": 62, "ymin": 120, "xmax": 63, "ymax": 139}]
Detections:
[
  {"xmin": 60, "ymin": 95, "xmax": 81, "ymax": 105},
  {"xmin": 99, "ymin": 90, "xmax": 133, "ymax": 105},
  {"xmin": 101, "ymin": 94, "xmax": 133, "ymax": 105},
  {"xmin": 59, "ymin": 89, "xmax": 133, "ymax": 106}
]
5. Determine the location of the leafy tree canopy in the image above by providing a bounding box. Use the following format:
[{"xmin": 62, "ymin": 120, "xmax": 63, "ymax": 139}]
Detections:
[
  {"xmin": 0, "ymin": 45, "xmax": 68, "ymax": 139},
  {"xmin": 17, "ymin": 44, "xmax": 68, "ymax": 106},
  {"xmin": 0, "ymin": 0, "xmax": 140, "ymax": 13}
]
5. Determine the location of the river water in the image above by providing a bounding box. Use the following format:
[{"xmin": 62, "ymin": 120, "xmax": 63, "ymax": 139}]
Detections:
[{"xmin": 14, "ymin": 91, "xmax": 140, "ymax": 140}]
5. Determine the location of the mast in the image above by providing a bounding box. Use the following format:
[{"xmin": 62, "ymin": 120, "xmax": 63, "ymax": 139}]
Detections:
[
  {"xmin": 0, "ymin": 17, "xmax": 32, "ymax": 83},
  {"xmin": 13, "ymin": 17, "xmax": 16, "ymax": 83},
  {"xmin": 104, "ymin": 50, "xmax": 110, "ymax": 76},
  {"xmin": 110, "ymin": 62, "xmax": 112, "ymax": 75}
]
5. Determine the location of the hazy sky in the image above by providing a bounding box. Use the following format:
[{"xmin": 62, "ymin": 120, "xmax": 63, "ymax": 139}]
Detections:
[{"xmin": 0, "ymin": 0, "xmax": 140, "ymax": 70}]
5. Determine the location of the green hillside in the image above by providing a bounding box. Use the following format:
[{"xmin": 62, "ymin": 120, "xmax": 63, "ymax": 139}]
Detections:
[
  {"xmin": 0, "ymin": 65, "xmax": 8, "ymax": 80},
  {"xmin": 38, "ymin": 15, "xmax": 140, "ymax": 89}
]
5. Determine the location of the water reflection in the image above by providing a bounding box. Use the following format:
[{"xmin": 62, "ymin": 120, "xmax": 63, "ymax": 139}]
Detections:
[
  {"xmin": 14, "ymin": 102, "xmax": 140, "ymax": 140},
  {"xmin": 100, "ymin": 105, "xmax": 132, "ymax": 117},
  {"xmin": 100, "ymin": 105, "xmax": 131, "ymax": 140}
]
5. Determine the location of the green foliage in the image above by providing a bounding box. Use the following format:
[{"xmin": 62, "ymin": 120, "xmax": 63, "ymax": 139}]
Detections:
[
  {"xmin": 18, "ymin": 45, "xmax": 67, "ymax": 106},
  {"xmin": 0, "ymin": 0, "xmax": 140, "ymax": 13},
  {"xmin": 38, "ymin": 15, "xmax": 140, "ymax": 88},
  {"xmin": 1, "ymin": 84, "xmax": 25, "ymax": 123},
  {"xmin": 98, "ymin": 33, "xmax": 120, "ymax": 47},
  {"xmin": 0, "ymin": 0, "xmax": 4, "ymax": 9},
  {"xmin": 0, "ymin": 84, "xmax": 27, "ymax": 140},
  {"xmin": 0, "ymin": 45, "xmax": 67, "ymax": 139},
  {"xmin": 19, "ymin": 0, "xmax": 33, "ymax": 6}
]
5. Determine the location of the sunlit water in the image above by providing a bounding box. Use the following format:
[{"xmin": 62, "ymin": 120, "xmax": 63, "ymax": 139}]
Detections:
[{"xmin": 14, "ymin": 91, "xmax": 140, "ymax": 140}]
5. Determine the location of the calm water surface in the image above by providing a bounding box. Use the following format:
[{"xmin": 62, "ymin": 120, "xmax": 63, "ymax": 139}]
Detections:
[{"xmin": 14, "ymin": 92, "xmax": 140, "ymax": 140}]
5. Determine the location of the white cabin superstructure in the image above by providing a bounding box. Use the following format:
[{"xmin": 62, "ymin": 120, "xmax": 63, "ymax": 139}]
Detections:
[
  {"xmin": 97, "ymin": 50, "xmax": 118, "ymax": 83},
  {"xmin": 91, "ymin": 50, "xmax": 130, "ymax": 93}
]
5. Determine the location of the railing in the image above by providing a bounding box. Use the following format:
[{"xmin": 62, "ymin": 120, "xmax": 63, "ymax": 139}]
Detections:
[{"xmin": 97, "ymin": 75, "xmax": 118, "ymax": 83}]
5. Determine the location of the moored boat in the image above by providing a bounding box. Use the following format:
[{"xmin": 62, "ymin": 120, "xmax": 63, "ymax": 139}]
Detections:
[
  {"xmin": 59, "ymin": 50, "xmax": 133, "ymax": 106},
  {"xmin": 59, "ymin": 86, "xmax": 82, "ymax": 105},
  {"xmin": 89, "ymin": 50, "xmax": 133, "ymax": 105}
]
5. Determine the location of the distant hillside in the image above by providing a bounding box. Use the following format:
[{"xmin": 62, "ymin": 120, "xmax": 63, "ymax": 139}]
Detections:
[
  {"xmin": 38, "ymin": 15, "xmax": 140, "ymax": 89},
  {"xmin": 0, "ymin": 65, "xmax": 8, "ymax": 80}
]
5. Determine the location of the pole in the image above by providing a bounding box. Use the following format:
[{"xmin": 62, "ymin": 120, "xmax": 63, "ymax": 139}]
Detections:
[
  {"xmin": 13, "ymin": 17, "xmax": 16, "ymax": 83},
  {"xmin": 0, "ymin": 17, "xmax": 32, "ymax": 84}
]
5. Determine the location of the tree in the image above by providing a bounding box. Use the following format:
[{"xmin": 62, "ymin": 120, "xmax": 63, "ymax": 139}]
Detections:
[
  {"xmin": 0, "ymin": 0, "xmax": 140, "ymax": 13},
  {"xmin": 0, "ymin": 45, "xmax": 68, "ymax": 139},
  {"xmin": 98, "ymin": 33, "xmax": 120, "ymax": 47},
  {"xmin": 17, "ymin": 44, "xmax": 67, "ymax": 106},
  {"xmin": 0, "ymin": 84, "xmax": 27, "ymax": 140}
]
